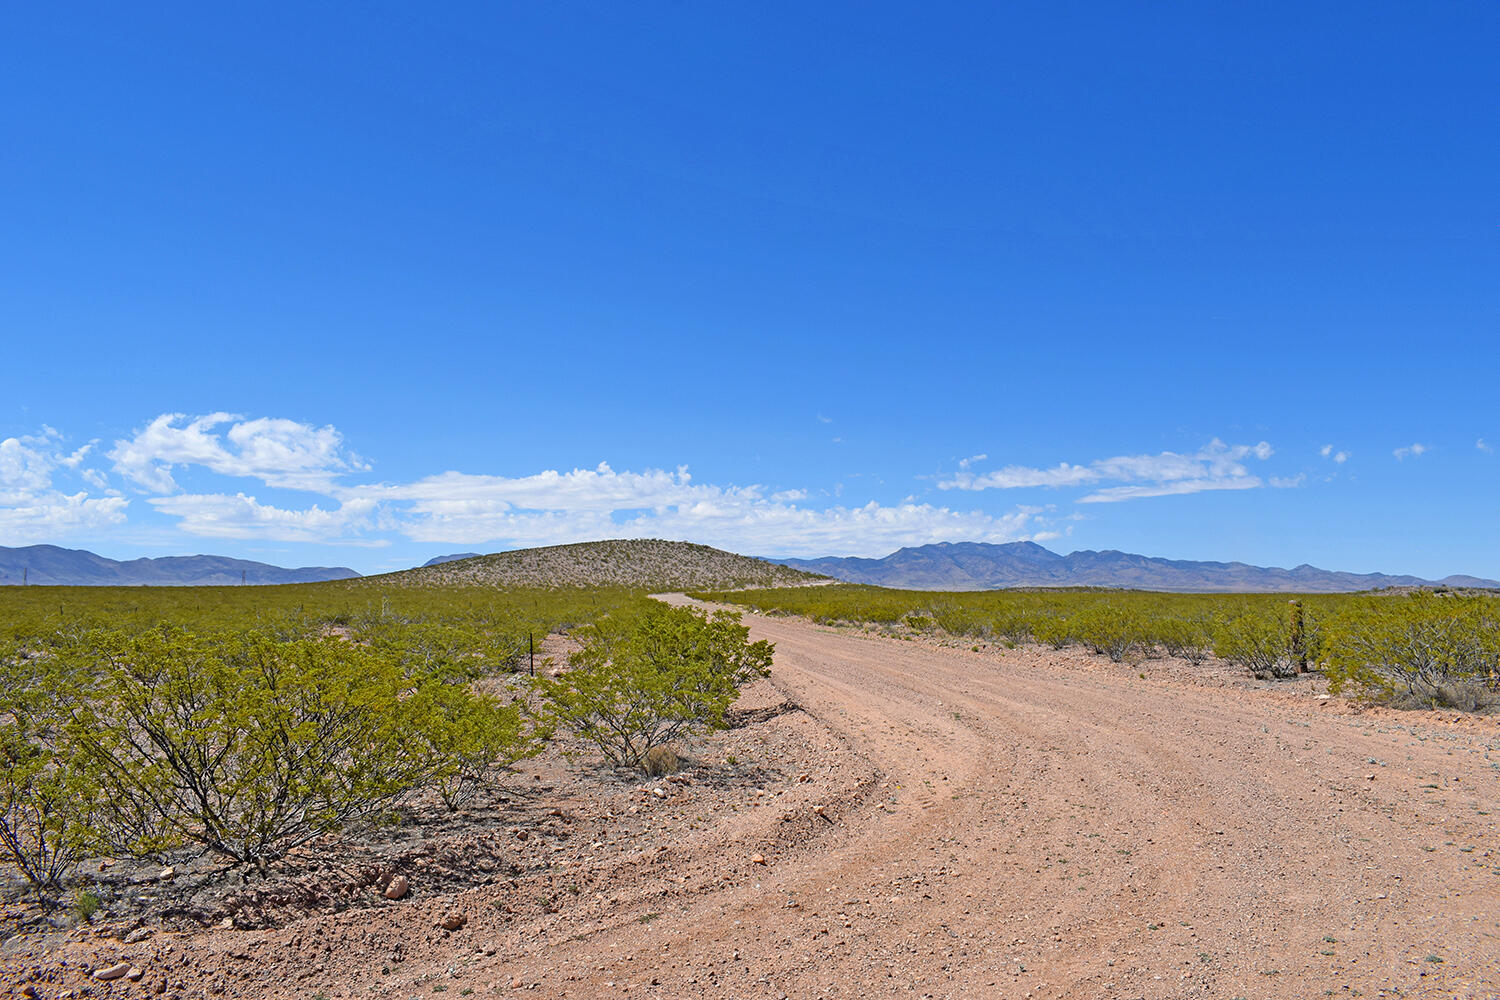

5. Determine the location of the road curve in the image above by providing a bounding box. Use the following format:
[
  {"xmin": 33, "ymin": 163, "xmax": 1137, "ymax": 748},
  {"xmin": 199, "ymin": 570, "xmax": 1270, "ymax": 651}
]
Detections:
[{"xmin": 544, "ymin": 598, "xmax": 1500, "ymax": 999}]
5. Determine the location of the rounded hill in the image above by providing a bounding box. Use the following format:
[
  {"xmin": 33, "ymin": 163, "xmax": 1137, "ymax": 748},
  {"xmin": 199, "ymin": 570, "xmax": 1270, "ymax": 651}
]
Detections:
[{"xmin": 378, "ymin": 539, "xmax": 826, "ymax": 591}]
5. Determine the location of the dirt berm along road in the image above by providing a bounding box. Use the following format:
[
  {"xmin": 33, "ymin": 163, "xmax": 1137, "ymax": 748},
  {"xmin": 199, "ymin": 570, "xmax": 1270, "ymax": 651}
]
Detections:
[{"xmin": 22, "ymin": 599, "xmax": 1497, "ymax": 999}]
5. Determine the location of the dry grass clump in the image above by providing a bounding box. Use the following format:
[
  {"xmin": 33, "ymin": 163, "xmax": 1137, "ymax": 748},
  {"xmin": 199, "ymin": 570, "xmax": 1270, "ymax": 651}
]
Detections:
[{"xmin": 641, "ymin": 744, "xmax": 685, "ymax": 777}]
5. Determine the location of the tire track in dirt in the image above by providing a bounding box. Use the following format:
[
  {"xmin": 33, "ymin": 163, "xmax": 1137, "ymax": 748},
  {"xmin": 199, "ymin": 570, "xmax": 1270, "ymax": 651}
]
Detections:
[{"xmin": 517, "ymin": 601, "xmax": 1498, "ymax": 999}]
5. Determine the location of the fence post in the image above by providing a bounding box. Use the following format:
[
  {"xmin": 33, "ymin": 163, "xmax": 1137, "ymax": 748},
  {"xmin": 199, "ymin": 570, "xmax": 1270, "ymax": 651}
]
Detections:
[{"xmin": 1288, "ymin": 600, "xmax": 1308, "ymax": 673}]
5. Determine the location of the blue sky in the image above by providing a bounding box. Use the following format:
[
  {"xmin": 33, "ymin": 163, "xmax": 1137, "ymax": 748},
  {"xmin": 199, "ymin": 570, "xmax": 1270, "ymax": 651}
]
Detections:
[{"xmin": 2, "ymin": 2, "xmax": 1497, "ymax": 578}]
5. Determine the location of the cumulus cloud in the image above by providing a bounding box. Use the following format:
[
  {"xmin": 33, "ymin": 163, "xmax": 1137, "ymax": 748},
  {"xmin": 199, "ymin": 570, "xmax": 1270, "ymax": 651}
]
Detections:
[
  {"xmin": 1478, "ymin": 438, "xmax": 1493, "ymax": 455},
  {"xmin": 0, "ymin": 492, "xmax": 129, "ymax": 542},
  {"xmin": 1320, "ymin": 444, "xmax": 1350, "ymax": 464},
  {"xmin": 0, "ymin": 434, "xmax": 58, "ymax": 503},
  {"xmin": 110, "ymin": 413, "xmax": 362, "ymax": 493},
  {"xmin": 957, "ymin": 454, "xmax": 987, "ymax": 470},
  {"xmin": 940, "ymin": 439, "xmax": 1275, "ymax": 503},
  {"xmin": 1393, "ymin": 443, "xmax": 1428, "ymax": 460},
  {"xmin": 0, "ymin": 430, "xmax": 128, "ymax": 541}
]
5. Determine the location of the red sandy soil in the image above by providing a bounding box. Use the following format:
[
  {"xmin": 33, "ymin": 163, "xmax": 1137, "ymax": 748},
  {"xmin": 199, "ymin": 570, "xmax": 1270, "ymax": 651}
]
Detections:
[{"xmin": 4, "ymin": 599, "xmax": 1498, "ymax": 999}]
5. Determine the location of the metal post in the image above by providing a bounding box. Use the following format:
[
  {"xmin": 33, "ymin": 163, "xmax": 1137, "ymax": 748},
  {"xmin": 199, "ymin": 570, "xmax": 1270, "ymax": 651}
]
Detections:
[
  {"xmin": 1288, "ymin": 600, "xmax": 1307, "ymax": 673},
  {"xmin": 529, "ymin": 634, "xmax": 535, "ymax": 676}
]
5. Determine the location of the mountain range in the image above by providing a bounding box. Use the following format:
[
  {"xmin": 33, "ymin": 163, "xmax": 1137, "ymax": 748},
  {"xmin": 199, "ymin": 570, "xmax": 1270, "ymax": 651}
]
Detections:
[
  {"xmin": 0, "ymin": 545, "xmax": 361, "ymax": 587},
  {"xmin": 6, "ymin": 540, "xmax": 1495, "ymax": 592},
  {"xmin": 774, "ymin": 541, "xmax": 1500, "ymax": 593}
]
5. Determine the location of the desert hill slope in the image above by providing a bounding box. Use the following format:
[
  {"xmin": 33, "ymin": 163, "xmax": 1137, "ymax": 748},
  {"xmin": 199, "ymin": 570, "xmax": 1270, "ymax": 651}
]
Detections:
[
  {"xmin": 385, "ymin": 539, "xmax": 826, "ymax": 590},
  {"xmin": 0, "ymin": 544, "xmax": 361, "ymax": 587},
  {"xmin": 776, "ymin": 540, "xmax": 1500, "ymax": 592}
]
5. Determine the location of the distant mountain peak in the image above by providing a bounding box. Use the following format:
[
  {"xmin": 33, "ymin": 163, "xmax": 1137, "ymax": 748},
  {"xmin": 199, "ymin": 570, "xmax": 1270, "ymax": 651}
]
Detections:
[{"xmin": 422, "ymin": 552, "xmax": 483, "ymax": 567}]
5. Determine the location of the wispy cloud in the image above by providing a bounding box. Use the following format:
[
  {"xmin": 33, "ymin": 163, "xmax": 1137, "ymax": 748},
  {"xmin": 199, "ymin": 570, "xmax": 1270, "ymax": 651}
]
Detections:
[
  {"xmin": 1319, "ymin": 444, "xmax": 1350, "ymax": 464},
  {"xmin": 940, "ymin": 439, "xmax": 1275, "ymax": 503},
  {"xmin": 957, "ymin": 453, "xmax": 987, "ymax": 470},
  {"xmin": 147, "ymin": 493, "xmax": 380, "ymax": 543},
  {"xmin": 1478, "ymin": 438, "xmax": 1494, "ymax": 455},
  {"xmin": 1393, "ymin": 443, "xmax": 1428, "ymax": 460}
]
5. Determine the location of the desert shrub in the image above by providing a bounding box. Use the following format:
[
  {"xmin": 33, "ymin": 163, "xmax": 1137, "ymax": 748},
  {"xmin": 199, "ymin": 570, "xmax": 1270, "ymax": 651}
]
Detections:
[
  {"xmin": 0, "ymin": 650, "xmax": 101, "ymax": 890},
  {"xmin": 537, "ymin": 605, "xmax": 773, "ymax": 771},
  {"xmin": 68, "ymin": 627, "xmax": 436, "ymax": 865},
  {"xmin": 932, "ymin": 604, "xmax": 989, "ymax": 638},
  {"xmin": 401, "ymin": 679, "xmax": 546, "ymax": 810},
  {"xmin": 1072, "ymin": 604, "xmax": 1142, "ymax": 662},
  {"xmin": 989, "ymin": 612, "xmax": 1032, "ymax": 645},
  {"xmin": 1213, "ymin": 610, "xmax": 1297, "ymax": 679},
  {"xmin": 1030, "ymin": 615, "xmax": 1075, "ymax": 650},
  {"xmin": 1153, "ymin": 616, "xmax": 1213, "ymax": 665},
  {"xmin": 1323, "ymin": 595, "xmax": 1500, "ymax": 708}
]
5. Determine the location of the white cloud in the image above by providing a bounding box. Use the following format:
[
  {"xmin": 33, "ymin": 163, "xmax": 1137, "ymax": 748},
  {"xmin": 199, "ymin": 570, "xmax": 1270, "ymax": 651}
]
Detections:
[
  {"xmin": 940, "ymin": 439, "xmax": 1275, "ymax": 502},
  {"xmin": 1320, "ymin": 444, "xmax": 1350, "ymax": 464},
  {"xmin": 1393, "ymin": 443, "xmax": 1428, "ymax": 460},
  {"xmin": 147, "ymin": 493, "xmax": 379, "ymax": 542},
  {"xmin": 957, "ymin": 453, "xmax": 987, "ymax": 470},
  {"xmin": 944, "ymin": 462, "xmax": 1098, "ymax": 490},
  {"xmin": 110, "ymin": 413, "xmax": 362, "ymax": 493},
  {"xmin": 345, "ymin": 463, "xmax": 1047, "ymax": 555},
  {"xmin": 0, "ymin": 434, "xmax": 58, "ymax": 503},
  {"xmin": 0, "ymin": 492, "xmax": 129, "ymax": 543},
  {"xmin": 1078, "ymin": 478, "xmax": 1262, "ymax": 504},
  {"xmin": 0, "ymin": 430, "xmax": 130, "ymax": 541},
  {"xmin": 1478, "ymin": 438, "xmax": 1494, "ymax": 455}
]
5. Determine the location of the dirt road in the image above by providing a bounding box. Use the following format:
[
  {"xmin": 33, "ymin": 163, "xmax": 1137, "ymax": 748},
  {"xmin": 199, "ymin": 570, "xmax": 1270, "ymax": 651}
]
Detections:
[
  {"xmin": 14, "ymin": 605, "xmax": 1499, "ymax": 999},
  {"xmin": 522, "ymin": 601, "xmax": 1500, "ymax": 999}
]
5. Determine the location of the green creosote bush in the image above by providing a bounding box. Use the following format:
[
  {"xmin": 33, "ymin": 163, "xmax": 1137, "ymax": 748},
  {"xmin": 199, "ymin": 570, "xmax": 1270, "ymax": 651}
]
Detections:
[
  {"xmin": 67, "ymin": 627, "xmax": 429, "ymax": 866},
  {"xmin": 61, "ymin": 626, "xmax": 545, "ymax": 868},
  {"xmin": 1212, "ymin": 610, "xmax": 1298, "ymax": 679},
  {"xmin": 1071, "ymin": 604, "xmax": 1143, "ymax": 662},
  {"xmin": 0, "ymin": 648, "xmax": 102, "ymax": 891},
  {"xmin": 1030, "ymin": 615, "xmax": 1075, "ymax": 650},
  {"xmin": 535, "ymin": 604, "xmax": 773, "ymax": 772},
  {"xmin": 1323, "ymin": 594, "xmax": 1500, "ymax": 710},
  {"xmin": 1153, "ymin": 616, "xmax": 1214, "ymax": 665},
  {"xmin": 401, "ymin": 679, "xmax": 548, "ymax": 810}
]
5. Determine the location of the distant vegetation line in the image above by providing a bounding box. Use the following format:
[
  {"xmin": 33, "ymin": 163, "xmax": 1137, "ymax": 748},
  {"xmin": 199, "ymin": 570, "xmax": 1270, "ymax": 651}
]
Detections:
[{"xmin": 695, "ymin": 583, "xmax": 1500, "ymax": 712}]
